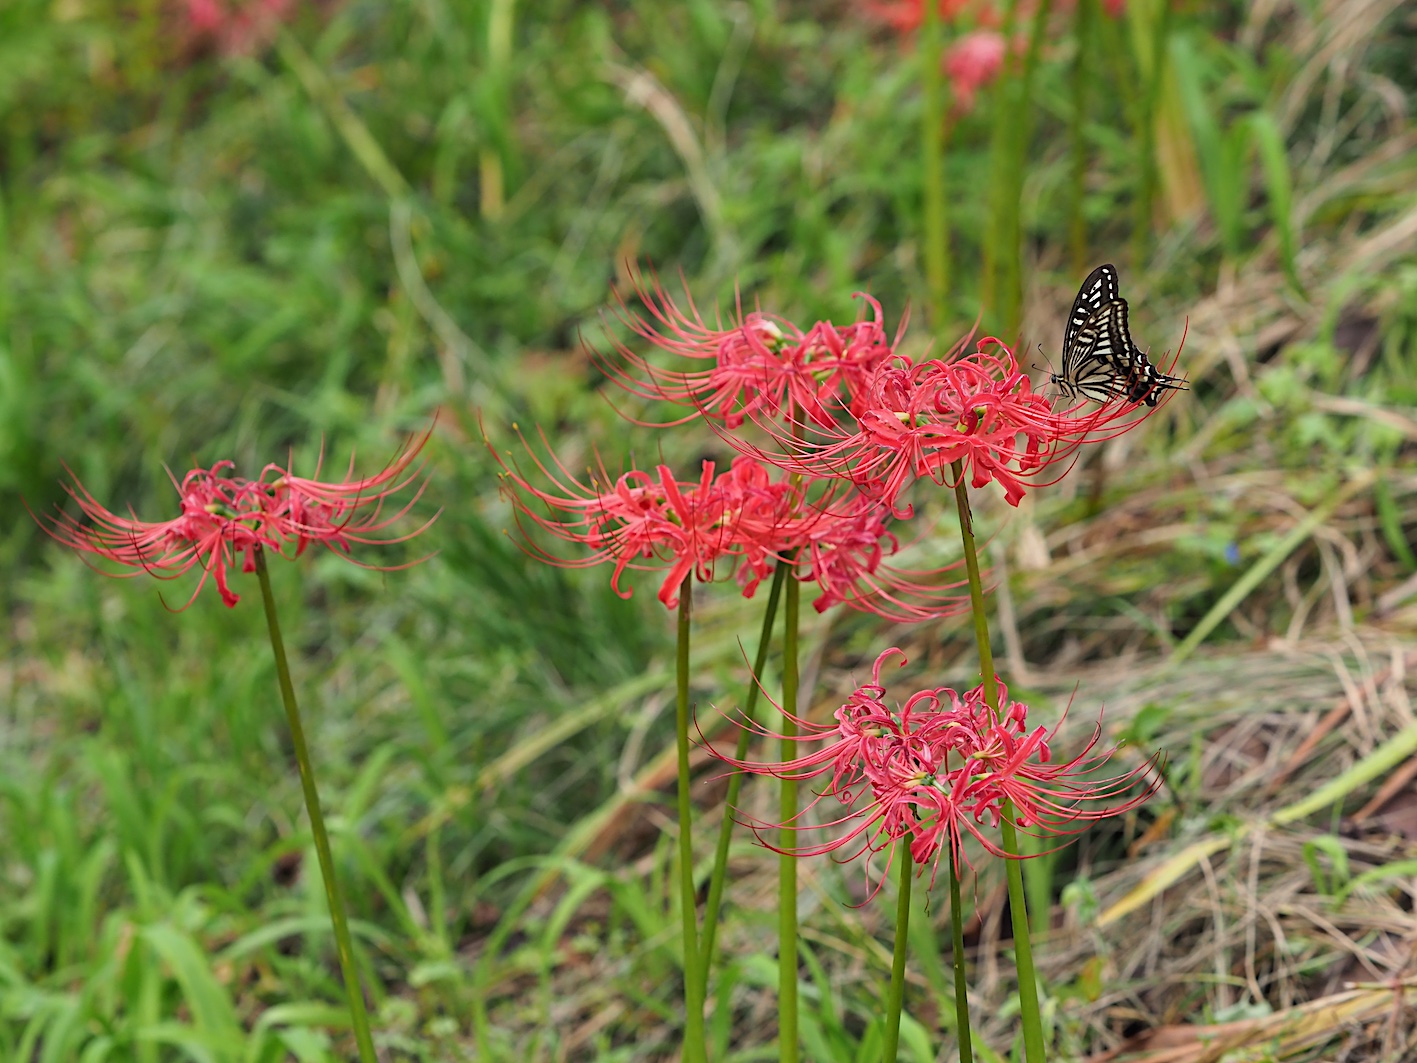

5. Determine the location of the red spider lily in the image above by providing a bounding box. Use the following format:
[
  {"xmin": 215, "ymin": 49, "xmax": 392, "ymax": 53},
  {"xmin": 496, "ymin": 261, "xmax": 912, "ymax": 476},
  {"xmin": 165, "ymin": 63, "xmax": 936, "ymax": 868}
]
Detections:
[
  {"xmin": 491, "ymin": 426, "xmax": 971, "ymax": 619},
  {"xmin": 39, "ymin": 463, "xmax": 277, "ymax": 609},
  {"xmin": 739, "ymin": 339, "xmax": 1056, "ymax": 514},
  {"xmin": 710, "ymin": 649, "xmax": 1160, "ymax": 898},
  {"xmin": 731, "ymin": 336, "xmax": 1178, "ymax": 513},
  {"xmin": 596, "ymin": 271, "xmax": 902, "ymax": 430},
  {"xmin": 902, "ymin": 678, "xmax": 1160, "ymax": 882},
  {"xmin": 33, "ymin": 428, "xmax": 435, "ymax": 609},
  {"xmin": 706, "ymin": 649, "xmax": 966, "ymax": 900},
  {"xmin": 490, "ymin": 425, "xmax": 797, "ymax": 608}
]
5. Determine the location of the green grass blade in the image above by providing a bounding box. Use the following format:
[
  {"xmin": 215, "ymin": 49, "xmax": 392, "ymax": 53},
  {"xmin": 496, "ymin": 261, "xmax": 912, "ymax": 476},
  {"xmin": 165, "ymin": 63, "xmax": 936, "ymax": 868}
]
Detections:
[{"xmin": 1249, "ymin": 110, "xmax": 1304, "ymax": 296}]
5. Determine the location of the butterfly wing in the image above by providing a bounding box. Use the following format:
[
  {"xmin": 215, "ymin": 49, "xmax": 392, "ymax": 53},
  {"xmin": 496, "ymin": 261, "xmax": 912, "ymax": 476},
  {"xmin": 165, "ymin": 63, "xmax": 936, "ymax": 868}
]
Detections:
[
  {"xmin": 1064, "ymin": 263, "xmax": 1121, "ymax": 355},
  {"xmin": 1055, "ymin": 265, "xmax": 1188, "ymax": 406},
  {"xmin": 1064, "ymin": 299, "xmax": 1134, "ymax": 404},
  {"xmin": 1099, "ymin": 299, "xmax": 1192, "ymax": 406},
  {"xmin": 1126, "ymin": 348, "xmax": 1188, "ymax": 406}
]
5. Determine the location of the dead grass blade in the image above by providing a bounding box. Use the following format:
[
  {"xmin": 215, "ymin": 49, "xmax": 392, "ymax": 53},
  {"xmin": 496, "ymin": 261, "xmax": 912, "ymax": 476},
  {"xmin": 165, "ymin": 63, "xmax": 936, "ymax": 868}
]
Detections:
[{"xmin": 1084, "ymin": 982, "xmax": 1416, "ymax": 1062}]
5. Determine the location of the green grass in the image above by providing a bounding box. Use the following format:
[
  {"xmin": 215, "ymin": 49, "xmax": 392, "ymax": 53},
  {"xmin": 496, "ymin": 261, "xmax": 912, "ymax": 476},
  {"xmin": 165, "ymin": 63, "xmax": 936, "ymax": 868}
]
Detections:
[{"xmin": 3, "ymin": 0, "xmax": 1416, "ymax": 1058}]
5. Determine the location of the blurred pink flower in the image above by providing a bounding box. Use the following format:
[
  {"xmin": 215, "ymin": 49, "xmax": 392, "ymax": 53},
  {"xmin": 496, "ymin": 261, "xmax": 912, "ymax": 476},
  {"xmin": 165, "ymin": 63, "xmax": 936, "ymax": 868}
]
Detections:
[
  {"xmin": 185, "ymin": 0, "xmax": 296, "ymax": 57},
  {"xmin": 861, "ymin": 0, "xmax": 978, "ymax": 33},
  {"xmin": 945, "ymin": 31, "xmax": 1007, "ymax": 112}
]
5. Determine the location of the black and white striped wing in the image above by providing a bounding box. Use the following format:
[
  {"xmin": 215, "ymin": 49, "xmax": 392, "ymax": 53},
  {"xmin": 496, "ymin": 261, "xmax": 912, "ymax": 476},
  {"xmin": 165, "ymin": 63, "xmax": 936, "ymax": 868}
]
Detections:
[
  {"xmin": 1095, "ymin": 298, "xmax": 1188, "ymax": 406},
  {"xmin": 1064, "ymin": 263, "xmax": 1121, "ymax": 355},
  {"xmin": 1059, "ymin": 299, "xmax": 1135, "ymax": 404},
  {"xmin": 1121, "ymin": 343, "xmax": 1188, "ymax": 406}
]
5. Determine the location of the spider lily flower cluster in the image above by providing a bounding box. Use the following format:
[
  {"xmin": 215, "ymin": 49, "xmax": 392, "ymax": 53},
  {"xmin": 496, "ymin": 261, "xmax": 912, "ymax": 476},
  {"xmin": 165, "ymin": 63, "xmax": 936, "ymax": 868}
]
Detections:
[
  {"xmin": 731, "ymin": 332, "xmax": 1177, "ymax": 515},
  {"xmin": 716, "ymin": 648, "xmax": 1160, "ymax": 893},
  {"xmin": 34, "ymin": 428, "xmax": 436, "ymax": 1063},
  {"xmin": 602, "ymin": 276, "xmax": 1168, "ymax": 507},
  {"xmin": 37, "ymin": 429, "xmax": 433, "ymax": 608},
  {"xmin": 497, "ymin": 273, "xmax": 1173, "ymax": 615},
  {"xmin": 488, "ymin": 267, "xmax": 1176, "ymax": 1063},
  {"xmin": 750, "ymin": 341, "xmax": 1065, "ymax": 512}
]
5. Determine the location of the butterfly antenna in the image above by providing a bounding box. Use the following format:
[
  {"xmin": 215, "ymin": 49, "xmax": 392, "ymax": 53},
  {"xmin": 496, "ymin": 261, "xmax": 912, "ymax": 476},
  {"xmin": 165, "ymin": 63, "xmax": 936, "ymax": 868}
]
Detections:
[{"xmin": 1031, "ymin": 342, "xmax": 1051, "ymax": 375}]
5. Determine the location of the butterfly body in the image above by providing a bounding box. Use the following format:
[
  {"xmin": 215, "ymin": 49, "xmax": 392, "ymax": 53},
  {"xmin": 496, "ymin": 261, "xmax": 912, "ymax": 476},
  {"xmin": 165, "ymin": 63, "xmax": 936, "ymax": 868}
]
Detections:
[{"xmin": 1050, "ymin": 264, "xmax": 1185, "ymax": 407}]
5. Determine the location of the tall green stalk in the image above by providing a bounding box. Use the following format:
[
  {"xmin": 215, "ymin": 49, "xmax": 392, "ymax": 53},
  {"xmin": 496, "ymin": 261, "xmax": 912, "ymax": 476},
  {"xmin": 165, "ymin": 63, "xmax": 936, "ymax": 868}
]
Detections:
[
  {"xmin": 778, "ymin": 572, "xmax": 801, "ymax": 1063},
  {"xmin": 1131, "ymin": 0, "xmax": 1174, "ymax": 271},
  {"xmin": 882, "ymin": 838, "xmax": 913, "ymax": 1062},
  {"xmin": 920, "ymin": 0, "xmax": 949, "ymax": 328},
  {"xmin": 253, "ymin": 550, "xmax": 378, "ymax": 1063},
  {"xmin": 1003, "ymin": 0, "xmax": 1054, "ymax": 335},
  {"xmin": 948, "ymin": 833, "xmax": 975, "ymax": 1063},
  {"xmin": 674, "ymin": 579, "xmax": 708, "ymax": 1063},
  {"xmin": 923, "ymin": 29, "xmax": 977, "ymax": 1054},
  {"xmin": 981, "ymin": 0, "xmax": 1019, "ymax": 325},
  {"xmin": 984, "ymin": 0, "xmax": 1053, "ymax": 336},
  {"xmin": 700, "ymin": 561, "xmax": 788, "ymax": 985},
  {"xmin": 480, "ymin": 0, "xmax": 515, "ymax": 220},
  {"xmin": 1068, "ymin": 0, "xmax": 1096, "ymax": 276},
  {"xmin": 923, "ymin": 24, "xmax": 976, "ymax": 1054},
  {"xmin": 949, "ymin": 462, "xmax": 1046, "ymax": 1063}
]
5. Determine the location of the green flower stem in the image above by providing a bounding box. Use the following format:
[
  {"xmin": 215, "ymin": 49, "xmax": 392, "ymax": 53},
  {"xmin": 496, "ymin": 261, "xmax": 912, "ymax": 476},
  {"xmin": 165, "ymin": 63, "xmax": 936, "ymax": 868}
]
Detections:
[
  {"xmin": 253, "ymin": 549, "xmax": 377, "ymax": 1063},
  {"xmin": 700, "ymin": 560, "xmax": 789, "ymax": 985},
  {"xmin": 779, "ymin": 571, "xmax": 801, "ymax": 1063},
  {"xmin": 920, "ymin": 0, "xmax": 949, "ymax": 328},
  {"xmin": 924, "ymin": 29, "xmax": 973, "ymax": 1054},
  {"xmin": 674, "ymin": 578, "xmax": 709, "ymax": 1063},
  {"xmin": 882, "ymin": 836, "xmax": 913, "ymax": 1063},
  {"xmin": 949, "ymin": 462, "xmax": 1045, "ymax": 1063},
  {"xmin": 948, "ymin": 845, "xmax": 975, "ymax": 1063}
]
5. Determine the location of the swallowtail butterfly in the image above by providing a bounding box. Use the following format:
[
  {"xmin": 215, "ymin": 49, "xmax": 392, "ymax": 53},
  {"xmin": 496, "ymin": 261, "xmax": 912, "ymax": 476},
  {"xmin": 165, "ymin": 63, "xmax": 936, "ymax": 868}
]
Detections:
[{"xmin": 1050, "ymin": 264, "xmax": 1186, "ymax": 407}]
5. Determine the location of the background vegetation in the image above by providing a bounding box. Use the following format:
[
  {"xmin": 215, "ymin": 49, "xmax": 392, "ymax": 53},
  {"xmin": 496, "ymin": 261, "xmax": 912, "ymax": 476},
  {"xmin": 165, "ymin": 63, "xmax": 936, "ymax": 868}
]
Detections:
[{"xmin": 2, "ymin": 0, "xmax": 1416, "ymax": 1059}]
